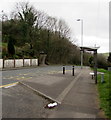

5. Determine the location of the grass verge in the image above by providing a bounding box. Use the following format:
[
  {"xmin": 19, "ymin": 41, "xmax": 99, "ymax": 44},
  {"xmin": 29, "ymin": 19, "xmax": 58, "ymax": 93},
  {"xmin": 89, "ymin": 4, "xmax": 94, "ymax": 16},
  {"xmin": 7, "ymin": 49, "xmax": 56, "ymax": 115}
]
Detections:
[{"xmin": 97, "ymin": 68, "xmax": 111, "ymax": 118}]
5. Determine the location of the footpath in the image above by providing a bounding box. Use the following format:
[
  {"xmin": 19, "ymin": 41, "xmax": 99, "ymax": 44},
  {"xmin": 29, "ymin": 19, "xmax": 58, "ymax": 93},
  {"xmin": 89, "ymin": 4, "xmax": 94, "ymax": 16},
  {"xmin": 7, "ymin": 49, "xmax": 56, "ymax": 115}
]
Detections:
[
  {"xmin": 21, "ymin": 67, "xmax": 105, "ymax": 118},
  {"xmin": 48, "ymin": 67, "xmax": 105, "ymax": 118}
]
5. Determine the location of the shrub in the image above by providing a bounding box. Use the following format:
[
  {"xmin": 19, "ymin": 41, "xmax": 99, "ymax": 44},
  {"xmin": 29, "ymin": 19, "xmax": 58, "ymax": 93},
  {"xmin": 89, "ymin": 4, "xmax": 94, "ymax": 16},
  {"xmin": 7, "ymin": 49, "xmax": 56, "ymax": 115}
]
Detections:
[{"xmin": 97, "ymin": 54, "xmax": 108, "ymax": 70}]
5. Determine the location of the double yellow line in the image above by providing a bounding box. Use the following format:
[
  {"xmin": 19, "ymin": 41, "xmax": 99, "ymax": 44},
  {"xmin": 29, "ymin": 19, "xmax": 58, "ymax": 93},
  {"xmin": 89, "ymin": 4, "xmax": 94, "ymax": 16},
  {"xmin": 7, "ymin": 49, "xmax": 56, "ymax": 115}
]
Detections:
[{"xmin": 0, "ymin": 82, "xmax": 19, "ymax": 88}]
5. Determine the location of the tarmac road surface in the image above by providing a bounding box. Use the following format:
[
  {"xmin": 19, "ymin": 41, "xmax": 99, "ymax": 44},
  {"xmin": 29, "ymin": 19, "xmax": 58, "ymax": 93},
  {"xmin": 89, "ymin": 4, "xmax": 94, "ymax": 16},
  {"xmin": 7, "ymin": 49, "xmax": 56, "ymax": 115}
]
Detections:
[{"xmin": 1, "ymin": 66, "xmax": 104, "ymax": 118}]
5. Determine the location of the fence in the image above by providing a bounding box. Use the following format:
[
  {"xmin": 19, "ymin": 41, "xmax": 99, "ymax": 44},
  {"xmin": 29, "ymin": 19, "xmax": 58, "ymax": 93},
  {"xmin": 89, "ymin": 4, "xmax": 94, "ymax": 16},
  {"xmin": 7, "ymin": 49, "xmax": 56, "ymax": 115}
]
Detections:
[{"xmin": 0, "ymin": 58, "xmax": 38, "ymax": 69}]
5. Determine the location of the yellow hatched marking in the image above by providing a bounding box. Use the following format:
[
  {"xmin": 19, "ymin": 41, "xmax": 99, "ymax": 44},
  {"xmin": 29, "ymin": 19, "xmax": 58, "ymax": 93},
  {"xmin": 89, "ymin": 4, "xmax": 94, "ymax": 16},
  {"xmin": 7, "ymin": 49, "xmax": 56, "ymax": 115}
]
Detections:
[{"xmin": 16, "ymin": 77, "xmax": 32, "ymax": 80}]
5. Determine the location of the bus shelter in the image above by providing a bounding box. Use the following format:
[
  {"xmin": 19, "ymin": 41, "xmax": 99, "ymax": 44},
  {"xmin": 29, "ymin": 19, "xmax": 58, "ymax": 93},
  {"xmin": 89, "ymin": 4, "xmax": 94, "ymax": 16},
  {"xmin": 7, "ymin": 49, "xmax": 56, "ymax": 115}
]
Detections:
[{"xmin": 80, "ymin": 46, "xmax": 100, "ymax": 84}]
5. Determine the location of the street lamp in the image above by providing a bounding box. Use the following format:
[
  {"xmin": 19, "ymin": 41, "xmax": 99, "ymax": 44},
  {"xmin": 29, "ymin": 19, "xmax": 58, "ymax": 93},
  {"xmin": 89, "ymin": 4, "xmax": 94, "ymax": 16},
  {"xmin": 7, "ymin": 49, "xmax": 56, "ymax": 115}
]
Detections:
[{"xmin": 77, "ymin": 19, "xmax": 83, "ymax": 69}]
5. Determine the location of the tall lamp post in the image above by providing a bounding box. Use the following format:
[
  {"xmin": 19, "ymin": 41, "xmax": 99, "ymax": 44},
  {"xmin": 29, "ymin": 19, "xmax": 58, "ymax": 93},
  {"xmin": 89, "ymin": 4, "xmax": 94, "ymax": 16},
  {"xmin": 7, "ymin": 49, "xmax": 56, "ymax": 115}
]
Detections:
[{"xmin": 77, "ymin": 19, "xmax": 83, "ymax": 69}]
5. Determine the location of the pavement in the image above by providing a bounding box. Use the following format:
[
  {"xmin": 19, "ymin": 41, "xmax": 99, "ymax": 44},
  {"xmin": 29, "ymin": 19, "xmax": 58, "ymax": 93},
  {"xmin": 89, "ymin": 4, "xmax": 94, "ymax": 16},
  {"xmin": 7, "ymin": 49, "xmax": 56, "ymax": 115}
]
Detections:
[
  {"xmin": 1, "ymin": 66, "xmax": 105, "ymax": 118},
  {"xmin": 48, "ymin": 68, "xmax": 102, "ymax": 118}
]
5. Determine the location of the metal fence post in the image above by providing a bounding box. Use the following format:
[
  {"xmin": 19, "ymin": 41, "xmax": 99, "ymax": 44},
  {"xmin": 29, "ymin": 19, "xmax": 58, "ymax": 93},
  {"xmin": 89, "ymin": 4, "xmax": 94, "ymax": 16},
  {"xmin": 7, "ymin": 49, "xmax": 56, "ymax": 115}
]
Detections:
[
  {"xmin": 23, "ymin": 58, "xmax": 24, "ymax": 67},
  {"xmin": 30, "ymin": 59, "xmax": 32, "ymax": 66},
  {"xmin": 14, "ymin": 58, "xmax": 15, "ymax": 68},
  {"xmin": 108, "ymin": 67, "xmax": 111, "ymax": 85},
  {"xmin": 94, "ymin": 50, "xmax": 97, "ymax": 84}
]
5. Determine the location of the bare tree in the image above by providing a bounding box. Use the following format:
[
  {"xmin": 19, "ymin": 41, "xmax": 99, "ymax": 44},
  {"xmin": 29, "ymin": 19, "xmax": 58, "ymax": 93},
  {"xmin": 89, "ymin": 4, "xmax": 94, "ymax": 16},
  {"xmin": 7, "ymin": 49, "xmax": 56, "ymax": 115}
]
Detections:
[
  {"xmin": 44, "ymin": 16, "xmax": 57, "ymax": 32},
  {"xmin": 35, "ymin": 11, "xmax": 48, "ymax": 30},
  {"xmin": 1, "ymin": 11, "xmax": 8, "ymax": 22},
  {"xmin": 58, "ymin": 19, "xmax": 71, "ymax": 39}
]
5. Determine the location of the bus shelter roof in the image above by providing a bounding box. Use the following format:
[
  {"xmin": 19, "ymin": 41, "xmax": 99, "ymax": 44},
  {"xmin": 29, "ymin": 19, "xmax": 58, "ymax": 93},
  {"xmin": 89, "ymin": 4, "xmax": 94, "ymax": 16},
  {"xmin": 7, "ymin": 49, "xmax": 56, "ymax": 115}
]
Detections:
[{"xmin": 80, "ymin": 46, "xmax": 100, "ymax": 51}]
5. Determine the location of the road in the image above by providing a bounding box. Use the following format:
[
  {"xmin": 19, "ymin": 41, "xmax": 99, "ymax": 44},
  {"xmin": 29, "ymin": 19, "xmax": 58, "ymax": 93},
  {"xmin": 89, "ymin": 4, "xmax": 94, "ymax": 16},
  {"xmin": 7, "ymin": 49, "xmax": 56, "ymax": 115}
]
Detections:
[
  {"xmin": 2, "ymin": 65, "xmax": 78, "ymax": 86},
  {"xmin": 1, "ymin": 66, "xmax": 104, "ymax": 118}
]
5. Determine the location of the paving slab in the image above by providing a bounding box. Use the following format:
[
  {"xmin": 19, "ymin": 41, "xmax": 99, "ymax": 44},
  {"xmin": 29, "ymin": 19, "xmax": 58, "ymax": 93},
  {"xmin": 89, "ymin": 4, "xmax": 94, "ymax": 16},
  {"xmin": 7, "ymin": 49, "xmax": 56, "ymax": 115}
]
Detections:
[{"xmin": 47, "ymin": 68, "xmax": 104, "ymax": 118}]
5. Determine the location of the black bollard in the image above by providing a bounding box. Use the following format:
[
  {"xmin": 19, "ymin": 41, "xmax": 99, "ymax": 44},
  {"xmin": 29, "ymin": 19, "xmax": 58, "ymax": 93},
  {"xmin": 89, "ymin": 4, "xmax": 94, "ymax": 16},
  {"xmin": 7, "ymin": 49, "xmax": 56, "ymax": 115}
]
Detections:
[
  {"xmin": 72, "ymin": 66, "xmax": 74, "ymax": 76},
  {"xmin": 63, "ymin": 66, "xmax": 65, "ymax": 75}
]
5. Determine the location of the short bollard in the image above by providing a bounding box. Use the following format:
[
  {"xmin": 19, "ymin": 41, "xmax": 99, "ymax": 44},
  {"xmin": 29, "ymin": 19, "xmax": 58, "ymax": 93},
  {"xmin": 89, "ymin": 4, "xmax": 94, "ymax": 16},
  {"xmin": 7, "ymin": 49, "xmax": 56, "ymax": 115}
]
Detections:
[
  {"xmin": 72, "ymin": 66, "xmax": 74, "ymax": 76},
  {"xmin": 108, "ymin": 67, "xmax": 111, "ymax": 72},
  {"xmin": 63, "ymin": 66, "xmax": 65, "ymax": 75},
  {"xmin": 101, "ymin": 73, "xmax": 104, "ymax": 83}
]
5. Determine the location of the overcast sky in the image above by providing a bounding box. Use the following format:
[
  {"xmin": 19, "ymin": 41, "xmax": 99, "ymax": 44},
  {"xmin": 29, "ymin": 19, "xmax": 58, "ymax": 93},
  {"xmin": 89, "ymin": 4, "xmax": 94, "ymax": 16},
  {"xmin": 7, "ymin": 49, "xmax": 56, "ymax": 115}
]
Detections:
[{"xmin": 0, "ymin": 0, "xmax": 110, "ymax": 53}]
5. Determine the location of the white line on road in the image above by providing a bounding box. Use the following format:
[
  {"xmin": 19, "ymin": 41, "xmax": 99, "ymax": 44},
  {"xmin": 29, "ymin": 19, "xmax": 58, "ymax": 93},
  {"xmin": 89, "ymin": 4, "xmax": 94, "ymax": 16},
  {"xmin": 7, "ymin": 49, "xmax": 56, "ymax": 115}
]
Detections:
[{"xmin": 0, "ymin": 82, "xmax": 19, "ymax": 88}]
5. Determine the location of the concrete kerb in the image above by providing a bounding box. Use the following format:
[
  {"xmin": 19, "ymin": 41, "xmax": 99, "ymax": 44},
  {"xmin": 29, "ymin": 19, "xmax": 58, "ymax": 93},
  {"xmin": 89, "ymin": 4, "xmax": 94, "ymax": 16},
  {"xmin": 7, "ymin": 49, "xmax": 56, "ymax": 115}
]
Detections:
[
  {"xmin": 56, "ymin": 71, "xmax": 82, "ymax": 103},
  {"xmin": 19, "ymin": 82, "xmax": 61, "ymax": 104},
  {"xmin": 19, "ymin": 71, "xmax": 82, "ymax": 105}
]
